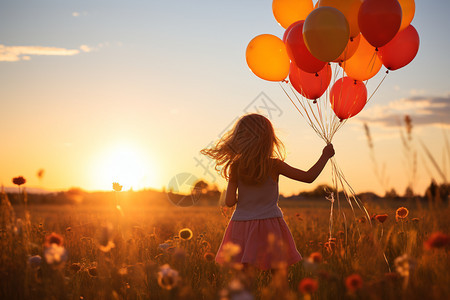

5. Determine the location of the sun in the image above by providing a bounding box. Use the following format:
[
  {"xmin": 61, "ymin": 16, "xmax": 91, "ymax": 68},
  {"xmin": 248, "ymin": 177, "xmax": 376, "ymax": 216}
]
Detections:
[{"xmin": 92, "ymin": 143, "xmax": 156, "ymax": 191}]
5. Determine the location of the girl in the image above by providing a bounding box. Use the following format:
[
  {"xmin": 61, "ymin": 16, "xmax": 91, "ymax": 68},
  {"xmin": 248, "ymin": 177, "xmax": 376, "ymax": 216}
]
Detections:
[{"xmin": 201, "ymin": 113, "xmax": 334, "ymax": 271}]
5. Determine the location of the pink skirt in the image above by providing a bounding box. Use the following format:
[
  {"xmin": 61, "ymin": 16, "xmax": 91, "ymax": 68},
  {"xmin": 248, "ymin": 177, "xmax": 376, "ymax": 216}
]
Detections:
[{"xmin": 215, "ymin": 217, "xmax": 302, "ymax": 270}]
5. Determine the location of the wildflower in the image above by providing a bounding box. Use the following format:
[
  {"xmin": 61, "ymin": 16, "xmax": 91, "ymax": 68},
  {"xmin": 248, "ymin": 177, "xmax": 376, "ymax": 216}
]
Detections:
[
  {"xmin": 179, "ymin": 228, "xmax": 193, "ymax": 240},
  {"xmin": 375, "ymin": 214, "xmax": 388, "ymax": 223},
  {"xmin": 28, "ymin": 255, "xmax": 42, "ymax": 270},
  {"xmin": 222, "ymin": 242, "xmax": 241, "ymax": 261},
  {"xmin": 12, "ymin": 176, "xmax": 26, "ymax": 186},
  {"xmin": 112, "ymin": 182, "xmax": 123, "ymax": 192},
  {"xmin": 396, "ymin": 207, "xmax": 409, "ymax": 219},
  {"xmin": 44, "ymin": 232, "xmax": 64, "ymax": 248},
  {"xmin": 394, "ymin": 254, "xmax": 414, "ymax": 278},
  {"xmin": 88, "ymin": 267, "xmax": 98, "ymax": 277},
  {"xmin": 200, "ymin": 240, "xmax": 211, "ymax": 250},
  {"xmin": 157, "ymin": 264, "xmax": 180, "ymax": 290},
  {"xmin": 424, "ymin": 232, "xmax": 450, "ymax": 250},
  {"xmin": 14, "ymin": 218, "xmax": 23, "ymax": 236},
  {"xmin": 118, "ymin": 267, "xmax": 128, "ymax": 276},
  {"xmin": 308, "ymin": 252, "xmax": 322, "ymax": 264},
  {"xmin": 324, "ymin": 241, "xmax": 336, "ymax": 252},
  {"xmin": 228, "ymin": 278, "xmax": 244, "ymax": 292},
  {"xmin": 98, "ymin": 222, "xmax": 115, "ymax": 252},
  {"xmin": 204, "ymin": 252, "xmax": 215, "ymax": 262},
  {"xmin": 37, "ymin": 169, "xmax": 45, "ymax": 179},
  {"xmin": 345, "ymin": 274, "xmax": 363, "ymax": 293},
  {"xmin": 70, "ymin": 263, "xmax": 81, "ymax": 273},
  {"xmin": 298, "ymin": 278, "xmax": 318, "ymax": 294},
  {"xmin": 158, "ymin": 243, "xmax": 171, "ymax": 251},
  {"xmin": 44, "ymin": 244, "xmax": 68, "ymax": 265}
]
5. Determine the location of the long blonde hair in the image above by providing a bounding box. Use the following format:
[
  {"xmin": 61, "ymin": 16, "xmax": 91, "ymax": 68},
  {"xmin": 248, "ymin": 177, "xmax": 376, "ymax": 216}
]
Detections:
[{"xmin": 201, "ymin": 114, "xmax": 285, "ymax": 185}]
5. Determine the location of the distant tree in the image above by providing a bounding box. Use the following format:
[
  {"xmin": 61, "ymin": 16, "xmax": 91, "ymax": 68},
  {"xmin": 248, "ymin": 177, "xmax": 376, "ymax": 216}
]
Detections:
[
  {"xmin": 384, "ymin": 188, "xmax": 399, "ymax": 199},
  {"xmin": 425, "ymin": 180, "xmax": 449, "ymax": 202}
]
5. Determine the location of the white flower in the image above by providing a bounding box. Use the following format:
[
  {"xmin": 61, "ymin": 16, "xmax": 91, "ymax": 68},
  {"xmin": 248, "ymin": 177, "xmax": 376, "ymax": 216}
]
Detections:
[
  {"xmin": 394, "ymin": 254, "xmax": 415, "ymax": 278},
  {"xmin": 157, "ymin": 264, "xmax": 180, "ymax": 290},
  {"xmin": 44, "ymin": 244, "xmax": 68, "ymax": 265}
]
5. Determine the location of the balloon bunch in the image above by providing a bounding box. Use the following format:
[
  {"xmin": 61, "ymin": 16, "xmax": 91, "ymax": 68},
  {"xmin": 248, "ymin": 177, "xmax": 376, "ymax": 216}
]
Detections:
[
  {"xmin": 246, "ymin": 0, "xmax": 419, "ymax": 121},
  {"xmin": 245, "ymin": 0, "xmax": 419, "ymax": 242}
]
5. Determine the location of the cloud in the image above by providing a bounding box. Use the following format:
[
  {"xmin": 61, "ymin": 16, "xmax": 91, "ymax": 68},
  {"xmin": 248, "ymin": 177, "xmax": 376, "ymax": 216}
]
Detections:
[
  {"xmin": 0, "ymin": 44, "xmax": 81, "ymax": 62},
  {"xmin": 359, "ymin": 94, "xmax": 450, "ymax": 128},
  {"xmin": 79, "ymin": 45, "xmax": 92, "ymax": 52}
]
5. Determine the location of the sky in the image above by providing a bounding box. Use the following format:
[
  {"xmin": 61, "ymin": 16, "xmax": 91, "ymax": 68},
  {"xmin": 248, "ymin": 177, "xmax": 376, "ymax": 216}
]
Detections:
[{"xmin": 1, "ymin": 0, "xmax": 449, "ymax": 197}]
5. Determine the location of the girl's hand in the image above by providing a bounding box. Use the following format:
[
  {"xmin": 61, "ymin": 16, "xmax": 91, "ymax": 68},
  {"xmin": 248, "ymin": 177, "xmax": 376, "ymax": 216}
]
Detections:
[{"xmin": 322, "ymin": 144, "xmax": 335, "ymax": 159}]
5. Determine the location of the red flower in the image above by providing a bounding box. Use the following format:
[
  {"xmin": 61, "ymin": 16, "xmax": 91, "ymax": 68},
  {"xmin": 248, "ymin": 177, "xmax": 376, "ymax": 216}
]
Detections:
[
  {"xmin": 345, "ymin": 274, "xmax": 363, "ymax": 292},
  {"xmin": 375, "ymin": 214, "xmax": 388, "ymax": 223},
  {"xmin": 309, "ymin": 252, "xmax": 322, "ymax": 263},
  {"xmin": 424, "ymin": 232, "xmax": 450, "ymax": 250},
  {"xmin": 203, "ymin": 252, "xmax": 215, "ymax": 262},
  {"xmin": 298, "ymin": 278, "xmax": 318, "ymax": 294},
  {"xmin": 12, "ymin": 176, "xmax": 26, "ymax": 186},
  {"xmin": 44, "ymin": 232, "xmax": 64, "ymax": 248}
]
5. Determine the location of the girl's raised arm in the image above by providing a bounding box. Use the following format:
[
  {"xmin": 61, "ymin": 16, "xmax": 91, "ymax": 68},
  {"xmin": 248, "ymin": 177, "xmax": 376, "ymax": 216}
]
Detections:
[{"xmin": 278, "ymin": 144, "xmax": 335, "ymax": 184}]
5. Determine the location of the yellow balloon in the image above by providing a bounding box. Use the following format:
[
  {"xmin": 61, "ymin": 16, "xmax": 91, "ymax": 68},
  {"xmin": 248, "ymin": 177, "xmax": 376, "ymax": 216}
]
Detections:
[
  {"xmin": 272, "ymin": 0, "xmax": 314, "ymax": 29},
  {"xmin": 319, "ymin": 0, "xmax": 362, "ymax": 38},
  {"xmin": 246, "ymin": 34, "xmax": 290, "ymax": 82},
  {"xmin": 398, "ymin": 0, "xmax": 416, "ymax": 31},
  {"xmin": 343, "ymin": 35, "xmax": 382, "ymax": 81},
  {"xmin": 303, "ymin": 7, "xmax": 349, "ymax": 62}
]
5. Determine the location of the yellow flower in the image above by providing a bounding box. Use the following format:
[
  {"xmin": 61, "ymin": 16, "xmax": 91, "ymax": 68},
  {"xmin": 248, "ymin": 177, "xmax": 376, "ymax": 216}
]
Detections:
[
  {"xmin": 112, "ymin": 182, "xmax": 123, "ymax": 192},
  {"xmin": 396, "ymin": 207, "xmax": 409, "ymax": 219},
  {"xmin": 179, "ymin": 228, "xmax": 193, "ymax": 240}
]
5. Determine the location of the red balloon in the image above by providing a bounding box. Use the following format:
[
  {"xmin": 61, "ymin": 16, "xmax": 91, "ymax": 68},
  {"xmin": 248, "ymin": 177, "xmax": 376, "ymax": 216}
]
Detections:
[
  {"xmin": 358, "ymin": 0, "xmax": 402, "ymax": 48},
  {"xmin": 289, "ymin": 62, "xmax": 331, "ymax": 100},
  {"xmin": 283, "ymin": 21, "xmax": 298, "ymax": 43},
  {"xmin": 378, "ymin": 25, "xmax": 420, "ymax": 71},
  {"xmin": 285, "ymin": 20, "xmax": 326, "ymax": 73},
  {"xmin": 330, "ymin": 77, "xmax": 367, "ymax": 120}
]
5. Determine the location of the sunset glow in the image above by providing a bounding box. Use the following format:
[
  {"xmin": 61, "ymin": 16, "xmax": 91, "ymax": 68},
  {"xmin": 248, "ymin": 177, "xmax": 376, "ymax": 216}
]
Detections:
[{"xmin": 91, "ymin": 143, "xmax": 156, "ymax": 191}]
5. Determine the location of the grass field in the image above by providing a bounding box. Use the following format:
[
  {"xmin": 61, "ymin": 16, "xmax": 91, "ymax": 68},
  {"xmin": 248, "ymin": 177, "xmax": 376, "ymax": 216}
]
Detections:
[{"xmin": 1, "ymin": 191, "xmax": 449, "ymax": 300}]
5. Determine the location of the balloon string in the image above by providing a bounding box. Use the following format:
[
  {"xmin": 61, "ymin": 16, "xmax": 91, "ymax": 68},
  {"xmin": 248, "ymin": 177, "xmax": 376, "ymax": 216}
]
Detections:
[
  {"xmin": 279, "ymin": 79, "xmax": 374, "ymax": 244},
  {"xmin": 366, "ymin": 71, "xmax": 389, "ymax": 104}
]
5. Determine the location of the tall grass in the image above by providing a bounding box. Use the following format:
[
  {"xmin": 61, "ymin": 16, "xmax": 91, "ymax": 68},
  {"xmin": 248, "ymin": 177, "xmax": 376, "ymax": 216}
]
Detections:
[{"xmin": 1, "ymin": 191, "xmax": 449, "ymax": 300}]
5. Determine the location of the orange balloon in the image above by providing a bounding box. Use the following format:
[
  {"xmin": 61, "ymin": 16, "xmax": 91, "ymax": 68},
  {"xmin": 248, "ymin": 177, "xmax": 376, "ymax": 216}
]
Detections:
[
  {"xmin": 333, "ymin": 34, "xmax": 361, "ymax": 63},
  {"xmin": 303, "ymin": 7, "xmax": 349, "ymax": 62},
  {"xmin": 330, "ymin": 77, "xmax": 367, "ymax": 120},
  {"xmin": 246, "ymin": 34, "xmax": 290, "ymax": 82},
  {"xmin": 342, "ymin": 36, "xmax": 382, "ymax": 81},
  {"xmin": 398, "ymin": 0, "xmax": 416, "ymax": 31},
  {"xmin": 273, "ymin": 0, "xmax": 314, "ymax": 29},
  {"xmin": 319, "ymin": 0, "xmax": 363, "ymax": 38}
]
